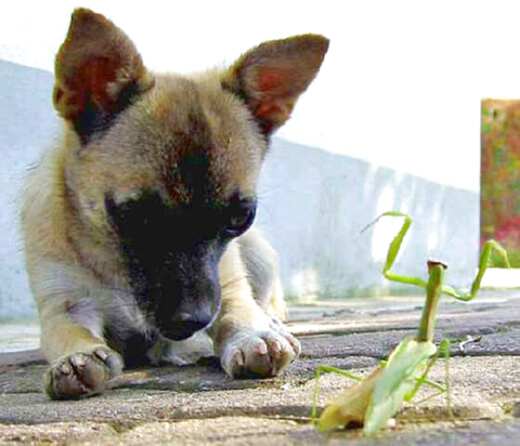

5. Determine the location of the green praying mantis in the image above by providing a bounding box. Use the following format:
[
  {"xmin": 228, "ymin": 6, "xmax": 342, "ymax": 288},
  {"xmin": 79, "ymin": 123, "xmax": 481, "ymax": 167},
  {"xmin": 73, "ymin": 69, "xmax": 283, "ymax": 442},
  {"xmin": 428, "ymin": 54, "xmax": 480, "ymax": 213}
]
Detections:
[{"xmin": 312, "ymin": 211, "xmax": 510, "ymax": 435}]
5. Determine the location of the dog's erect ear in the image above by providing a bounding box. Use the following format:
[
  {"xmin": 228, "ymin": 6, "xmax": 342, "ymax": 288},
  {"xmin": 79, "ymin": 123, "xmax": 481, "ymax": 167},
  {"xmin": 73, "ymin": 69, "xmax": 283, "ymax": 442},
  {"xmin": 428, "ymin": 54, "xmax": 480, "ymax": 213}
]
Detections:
[
  {"xmin": 222, "ymin": 34, "xmax": 329, "ymax": 135},
  {"xmin": 53, "ymin": 8, "xmax": 154, "ymax": 143}
]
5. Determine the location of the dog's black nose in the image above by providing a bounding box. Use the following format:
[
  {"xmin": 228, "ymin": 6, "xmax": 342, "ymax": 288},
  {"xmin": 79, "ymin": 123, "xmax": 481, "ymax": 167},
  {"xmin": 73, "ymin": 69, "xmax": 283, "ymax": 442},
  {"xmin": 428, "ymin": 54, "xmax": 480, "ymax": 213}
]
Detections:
[{"xmin": 164, "ymin": 312, "xmax": 212, "ymax": 340}]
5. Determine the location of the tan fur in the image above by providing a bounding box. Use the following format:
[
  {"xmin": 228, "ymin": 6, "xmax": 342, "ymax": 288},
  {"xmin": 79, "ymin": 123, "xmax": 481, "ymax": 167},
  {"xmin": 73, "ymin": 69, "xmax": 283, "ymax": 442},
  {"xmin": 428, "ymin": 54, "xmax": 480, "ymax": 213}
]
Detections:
[{"xmin": 22, "ymin": 8, "xmax": 328, "ymax": 399}]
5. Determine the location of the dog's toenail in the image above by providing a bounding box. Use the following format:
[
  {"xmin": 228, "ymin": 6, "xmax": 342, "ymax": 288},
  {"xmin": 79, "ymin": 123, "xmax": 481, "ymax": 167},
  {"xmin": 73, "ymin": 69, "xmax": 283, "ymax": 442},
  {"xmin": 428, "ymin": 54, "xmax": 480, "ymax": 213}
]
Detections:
[
  {"xmin": 234, "ymin": 350, "xmax": 244, "ymax": 366},
  {"xmin": 59, "ymin": 363, "xmax": 71, "ymax": 375},
  {"xmin": 70, "ymin": 355, "xmax": 86, "ymax": 367},
  {"xmin": 256, "ymin": 342, "xmax": 268, "ymax": 355},
  {"xmin": 95, "ymin": 349, "xmax": 108, "ymax": 361}
]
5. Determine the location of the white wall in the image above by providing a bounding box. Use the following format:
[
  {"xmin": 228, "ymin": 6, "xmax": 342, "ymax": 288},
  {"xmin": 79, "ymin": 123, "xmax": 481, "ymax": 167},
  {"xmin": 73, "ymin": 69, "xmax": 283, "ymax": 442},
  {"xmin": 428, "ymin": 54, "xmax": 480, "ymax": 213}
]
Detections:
[
  {"xmin": 0, "ymin": 61, "xmax": 57, "ymax": 319},
  {"xmin": 3, "ymin": 1, "xmax": 513, "ymax": 317},
  {"xmin": 4, "ymin": 1, "xmax": 520, "ymax": 192},
  {"xmin": 0, "ymin": 59, "xmax": 479, "ymax": 319},
  {"xmin": 257, "ymin": 139, "xmax": 478, "ymax": 300}
]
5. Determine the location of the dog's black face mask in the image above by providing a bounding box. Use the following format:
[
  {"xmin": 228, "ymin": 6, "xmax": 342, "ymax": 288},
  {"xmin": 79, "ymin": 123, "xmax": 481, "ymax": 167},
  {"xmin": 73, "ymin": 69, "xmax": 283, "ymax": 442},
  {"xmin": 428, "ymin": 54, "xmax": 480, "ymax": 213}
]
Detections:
[{"xmin": 106, "ymin": 191, "xmax": 256, "ymax": 340}]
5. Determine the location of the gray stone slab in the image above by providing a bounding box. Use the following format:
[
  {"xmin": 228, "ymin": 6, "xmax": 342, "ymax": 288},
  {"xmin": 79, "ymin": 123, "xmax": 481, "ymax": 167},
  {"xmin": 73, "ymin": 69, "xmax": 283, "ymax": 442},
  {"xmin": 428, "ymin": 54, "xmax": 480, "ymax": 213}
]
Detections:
[
  {"xmin": 0, "ymin": 349, "xmax": 44, "ymax": 367},
  {"xmin": 324, "ymin": 420, "xmax": 520, "ymax": 446},
  {"xmin": 0, "ymin": 422, "xmax": 117, "ymax": 445},
  {"xmin": 0, "ymin": 356, "xmax": 516, "ymax": 426},
  {"xmin": 300, "ymin": 330, "xmax": 416, "ymax": 359},
  {"xmin": 289, "ymin": 297, "xmax": 520, "ymax": 338},
  {"xmin": 460, "ymin": 329, "xmax": 520, "ymax": 356},
  {"xmin": 0, "ymin": 363, "xmax": 46, "ymax": 394},
  {"xmin": 3, "ymin": 416, "xmax": 520, "ymax": 445},
  {"xmin": 1, "ymin": 297, "xmax": 520, "ymax": 444},
  {"xmin": 0, "ymin": 356, "xmax": 378, "ymax": 395}
]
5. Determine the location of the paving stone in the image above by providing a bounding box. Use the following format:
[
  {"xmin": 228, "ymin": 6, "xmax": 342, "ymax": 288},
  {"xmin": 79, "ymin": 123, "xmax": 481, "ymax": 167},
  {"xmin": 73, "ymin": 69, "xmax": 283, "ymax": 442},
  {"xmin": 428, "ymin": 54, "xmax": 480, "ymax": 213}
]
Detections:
[
  {"xmin": 4, "ymin": 417, "xmax": 520, "ymax": 445},
  {"xmin": 0, "ymin": 356, "xmax": 378, "ymax": 396},
  {"xmin": 325, "ymin": 419, "xmax": 520, "ymax": 446},
  {"xmin": 1, "ymin": 296, "xmax": 520, "ymax": 444},
  {"xmin": 299, "ymin": 330, "xmax": 415, "ymax": 359},
  {"xmin": 460, "ymin": 329, "xmax": 520, "ymax": 356},
  {"xmin": 0, "ymin": 356, "xmax": 517, "ymax": 426},
  {"xmin": 0, "ymin": 364, "xmax": 46, "ymax": 394},
  {"xmin": 0, "ymin": 349, "xmax": 43, "ymax": 368},
  {"xmin": 0, "ymin": 422, "xmax": 117, "ymax": 445},
  {"xmin": 96, "ymin": 417, "xmax": 321, "ymax": 446}
]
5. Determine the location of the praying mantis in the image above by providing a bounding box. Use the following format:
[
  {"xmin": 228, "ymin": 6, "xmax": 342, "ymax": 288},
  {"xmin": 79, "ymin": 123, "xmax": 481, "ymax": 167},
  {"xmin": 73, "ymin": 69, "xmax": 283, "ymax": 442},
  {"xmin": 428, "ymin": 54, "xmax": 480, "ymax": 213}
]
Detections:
[{"xmin": 312, "ymin": 211, "xmax": 510, "ymax": 435}]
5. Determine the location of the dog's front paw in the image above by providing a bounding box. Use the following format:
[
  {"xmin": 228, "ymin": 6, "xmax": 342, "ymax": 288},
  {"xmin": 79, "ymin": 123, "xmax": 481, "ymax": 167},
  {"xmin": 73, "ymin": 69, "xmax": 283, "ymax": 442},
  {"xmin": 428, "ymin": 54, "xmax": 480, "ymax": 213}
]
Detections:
[
  {"xmin": 220, "ymin": 323, "xmax": 301, "ymax": 378},
  {"xmin": 44, "ymin": 347, "xmax": 123, "ymax": 400}
]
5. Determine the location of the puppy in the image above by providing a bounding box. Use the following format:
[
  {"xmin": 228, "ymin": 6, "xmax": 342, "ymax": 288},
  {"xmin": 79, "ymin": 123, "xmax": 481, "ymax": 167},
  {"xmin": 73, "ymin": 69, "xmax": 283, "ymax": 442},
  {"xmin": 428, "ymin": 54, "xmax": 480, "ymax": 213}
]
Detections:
[{"xmin": 22, "ymin": 8, "xmax": 328, "ymax": 399}]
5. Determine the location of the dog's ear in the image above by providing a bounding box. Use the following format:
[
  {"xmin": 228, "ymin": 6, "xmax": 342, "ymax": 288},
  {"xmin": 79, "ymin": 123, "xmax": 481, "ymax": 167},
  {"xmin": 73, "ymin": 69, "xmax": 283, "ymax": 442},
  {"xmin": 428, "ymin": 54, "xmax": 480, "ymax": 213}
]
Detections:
[
  {"xmin": 222, "ymin": 34, "xmax": 329, "ymax": 135},
  {"xmin": 53, "ymin": 8, "xmax": 154, "ymax": 143}
]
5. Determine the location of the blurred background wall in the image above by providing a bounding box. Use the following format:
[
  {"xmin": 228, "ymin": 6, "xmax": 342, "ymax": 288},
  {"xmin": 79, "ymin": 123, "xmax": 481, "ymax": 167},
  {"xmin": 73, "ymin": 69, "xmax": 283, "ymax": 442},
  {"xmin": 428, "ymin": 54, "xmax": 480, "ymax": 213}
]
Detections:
[{"xmin": 4, "ymin": 0, "xmax": 520, "ymax": 318}]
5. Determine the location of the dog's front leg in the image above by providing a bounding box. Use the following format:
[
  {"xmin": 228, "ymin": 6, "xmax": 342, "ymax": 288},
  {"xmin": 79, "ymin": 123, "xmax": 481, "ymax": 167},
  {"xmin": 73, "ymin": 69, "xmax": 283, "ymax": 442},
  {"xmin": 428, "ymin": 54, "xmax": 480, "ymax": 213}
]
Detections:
[
  {"xmin": 38, "ymin": 299, "xmax": 122, "ymax": 400},
  {"xmin": 210, "ymin": 242, "xmax": 300, "ymax": 378}
]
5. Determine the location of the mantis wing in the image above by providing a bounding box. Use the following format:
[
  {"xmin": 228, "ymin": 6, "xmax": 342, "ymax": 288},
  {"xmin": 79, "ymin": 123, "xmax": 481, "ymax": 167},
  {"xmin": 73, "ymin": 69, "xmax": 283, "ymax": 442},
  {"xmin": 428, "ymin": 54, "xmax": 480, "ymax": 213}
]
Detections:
[
  {"xmin": 318, "ymin": 367, "xmax": 383, "ymax": 431},
  {"xmin": 364, "ymin": 337, "xmax": 437, "ymax": 435}
]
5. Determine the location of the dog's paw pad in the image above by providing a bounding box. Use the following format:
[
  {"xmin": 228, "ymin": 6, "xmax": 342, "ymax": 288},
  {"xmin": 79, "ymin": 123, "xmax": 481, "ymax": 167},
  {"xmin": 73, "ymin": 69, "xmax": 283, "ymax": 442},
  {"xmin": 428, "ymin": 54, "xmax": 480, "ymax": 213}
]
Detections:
[
  {"xmin": 221, "ymin": 328, "xmax": 300, "ymax": 378},
  {"xmin": 44, "ymin": 347, "xmax": 122, "ymax": 400}
]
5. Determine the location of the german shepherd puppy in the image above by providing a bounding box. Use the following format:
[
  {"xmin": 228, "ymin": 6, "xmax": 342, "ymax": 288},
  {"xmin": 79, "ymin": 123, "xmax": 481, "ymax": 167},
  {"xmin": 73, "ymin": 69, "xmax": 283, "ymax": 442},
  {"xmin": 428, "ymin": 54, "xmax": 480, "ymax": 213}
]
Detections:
[{"xmin": 22, "ymin": 8, "xmax": 328, "ymax": 399}]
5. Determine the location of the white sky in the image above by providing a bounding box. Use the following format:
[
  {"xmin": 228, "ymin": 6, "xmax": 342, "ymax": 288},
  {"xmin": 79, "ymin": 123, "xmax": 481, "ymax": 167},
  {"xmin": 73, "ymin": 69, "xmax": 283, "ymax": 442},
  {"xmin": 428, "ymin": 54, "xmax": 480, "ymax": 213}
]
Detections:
[{"xmin": 3, "ymin": 0, "xmax": 520, "ymax": 192}]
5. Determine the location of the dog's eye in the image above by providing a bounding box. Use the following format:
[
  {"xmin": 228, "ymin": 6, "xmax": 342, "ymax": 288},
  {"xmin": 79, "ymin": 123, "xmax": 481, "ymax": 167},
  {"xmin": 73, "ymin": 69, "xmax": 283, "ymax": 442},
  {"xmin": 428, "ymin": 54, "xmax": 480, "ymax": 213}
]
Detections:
[{"xmin": 224, "ymin": 203, "xmax": 256, "ymax": 237}]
